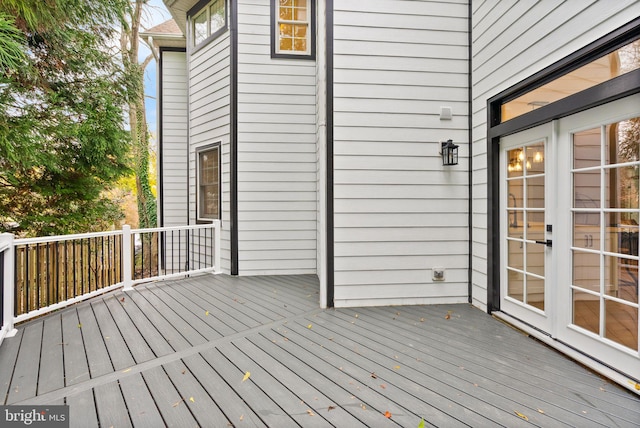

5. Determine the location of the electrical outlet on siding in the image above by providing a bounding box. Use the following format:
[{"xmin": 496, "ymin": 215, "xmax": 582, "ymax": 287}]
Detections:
[{"xmin": 432, "ymin": 267, "xmax": 445, "ymax": 281}]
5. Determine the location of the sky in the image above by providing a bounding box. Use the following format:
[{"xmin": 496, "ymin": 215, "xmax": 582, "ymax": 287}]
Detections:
[{"xmin": 141, "ymin": 0, "xmax": 172, "ymax": 141}]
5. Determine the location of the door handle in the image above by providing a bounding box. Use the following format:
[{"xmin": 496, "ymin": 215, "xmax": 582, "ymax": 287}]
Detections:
[{"xmin": 534, "ymin": 239, "xmax": 552, "ymax": 247}]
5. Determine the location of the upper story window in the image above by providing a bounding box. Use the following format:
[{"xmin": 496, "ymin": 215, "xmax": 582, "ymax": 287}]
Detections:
[
  {"xmin": 271, "ymin": 0, "xmax": 316, "ymax": 59},
  {"xmin": 190, "ymin": 0, "xmax": 227, "ymax": 49}
]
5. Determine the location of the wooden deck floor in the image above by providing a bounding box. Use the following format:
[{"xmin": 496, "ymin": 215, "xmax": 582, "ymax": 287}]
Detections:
[{"xmin": 0, "ymin": 274, "xmax": 639, "ymax": 427}]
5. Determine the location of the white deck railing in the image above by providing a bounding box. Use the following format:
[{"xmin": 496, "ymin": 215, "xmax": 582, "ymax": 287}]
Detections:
[{"xmin": 0, "ymin": 222, "xmax": 221, "ymax": 344}]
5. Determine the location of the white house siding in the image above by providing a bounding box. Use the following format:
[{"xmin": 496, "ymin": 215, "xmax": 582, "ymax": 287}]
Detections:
[
  {"xmin": 332, "ymin": 0, "xmax": 470, "ymax": 307},
  {"xmin": 160, "ymin": 50, "xmax": 188, "ymax": 228},
  {"xmin": 188, "ymin": 22, "xmax": 232, "ymax": 273},
  {"xmin": 235, "ymin": 0, "xmax": 318, "ymax": 275},
  {"xmin": 470, "ymin": 0, "xmax": 640, "ymax": 311}
]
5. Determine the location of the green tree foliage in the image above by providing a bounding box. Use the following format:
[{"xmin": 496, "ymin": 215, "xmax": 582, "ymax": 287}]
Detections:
[
  {"xmin": 121, "ymin": 0, "xmax": 157, "ymax": 230},
  {"xmin": 0, "ymin": 0, "xmax": 132, "ymax": 237}
]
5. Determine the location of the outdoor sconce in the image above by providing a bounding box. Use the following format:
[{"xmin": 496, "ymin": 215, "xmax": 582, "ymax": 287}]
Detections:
[{"xmin": 440, "ymin": 139, "xmax": 458, "ymax": 166}]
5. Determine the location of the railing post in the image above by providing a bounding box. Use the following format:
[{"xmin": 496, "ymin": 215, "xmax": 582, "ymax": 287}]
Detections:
[
  {"xmin": 122, "ymin": 225, "xmax": 133, "ymax": 290},
  {"xmin": 1, "ymin": 233, "xmax": 17, "ymax": 339},
  {"xmin": 214, "ymin": 220, "xmax": 222, "ymax": 274}
]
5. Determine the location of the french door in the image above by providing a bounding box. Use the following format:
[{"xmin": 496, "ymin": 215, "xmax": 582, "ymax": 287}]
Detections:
[{"xmin": 500, "ymin": 94, "xmax": 640, "ymax": 381}]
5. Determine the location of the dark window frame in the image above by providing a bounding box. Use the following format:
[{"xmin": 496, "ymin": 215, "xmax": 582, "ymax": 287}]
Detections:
[
  {"xmin": 188, "ymin": 0, "xmax": 228, "ymax": 54},
  {"xmin": 270, "ymin": 0, "xmax": 316, "ymax": 60},
  {"xmin": 196, "ymin": 143, "xmax": 221, "ymax": 223},
  {"xmin": 486, "ymin": 17, "xmax": 640, "ymax": 313}
]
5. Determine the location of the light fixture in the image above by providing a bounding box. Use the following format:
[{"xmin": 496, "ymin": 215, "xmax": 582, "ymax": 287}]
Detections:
[{"xmin": 441, "ymin": 140, "xmax": 459, "ymax": 166}]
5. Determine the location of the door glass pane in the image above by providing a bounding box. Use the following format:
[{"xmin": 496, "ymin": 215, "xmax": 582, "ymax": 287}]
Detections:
[
  {"xmin": 526, "ymin": 275, "xmax": 544, "ymax": 310},
  {"xmin": 604, "ymin": 255, "xmax": 638, "ymax": 303},
  {"xmin": 507, "ymin": 211, "xmax": 523, "ymax": 237},
  {"xmin": 573, "ymin": 212, "xmax": 599, "ymax": 249},
  {"xmin": 507, "ymin": 269, "xmax": 524, "ymax": 302},
  {"xmin": 526, "ymin": 142, "xmax": 545, "ymax": 174},
  {"xmin": 604, "ymin": 299, "xmax": 638, "ymax": 351},
  {"xmin": 507, "ymin": 240, "xmax": 523, "ymax": 271},
  {"xmin": 605, "ymin": 166, "xmax": 639, "ymax": 209},
  {"xmin": 574, "ymin": 128, "xmax": 601, "ymax": 169},
  {"xmin": 527, "ymin": 211, "xmax": 545, "ymax": 241},
  {"xmin": 573, "ymin": 290, "xmax": 600, "ymax": 335},
  {"xmin": 573, "ymin": 171, "xmax": 600, "ymax": 208},
  {"xmin": 526, "ymin": 176, "xmax": 545, "ymax": 208},
  {"xmin": 508, "ymin": 179, "xmax": 524, "ymax": 208},
  {"xmin": 507, "ymin": 148, "xmax": 524, "ymax": 177},
  {"xmin": 526, "ymin": 243, "xmax": 544, "ymax": 277},
  {"xmin": 572, "ymin": 250, "xmax": 600, "ymax": 292}
]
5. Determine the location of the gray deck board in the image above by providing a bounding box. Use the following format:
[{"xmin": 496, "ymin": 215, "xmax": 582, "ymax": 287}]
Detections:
[
  {"xmin": 347, "ymin": 306, "xmax": 640, "ymax": 426},
  {"xmin": 162, "ymin": 359, "xmax": 230, "ymax": 426},
  {"xmin": 200, "ymin": 347, "xmax": 300, "ymax": 427},
  {"xmin": 146, "ymin": 282, "xmax": 225, "ymax": 340},
  {"xmin": 216, "ymin": 340, "xmax": 334, "ymax": 428},
  {"xmin": 6, "ymin": 321, "xmax": 42, "ymax": 404},
  {"xmin": 181, "ymin": 353, "xmax": 268, "ymax": 427},
  {"xmin": 1, "ymin": 274, "xmax": 638, "ymax": 428},
  {"xmin": 369, "ymin": 305, "xmax": 640, "ymax": 422},
  {"xmin": 77, "ymin": 304, "xmax": 113, "ymax": 378},
  {"xmin": 94, "ymin": 381, "xmax": 132, "ymax": 428},
  {"xmin": 38, "ymin": 316, "xmax": 64, "ymax": 394},
  {"xmin": 141, "ymin": 366, "xmax": 198, "ymax": 427},
  {"xmin": 119, "ymin": 373, "xmax": 166, "ymax": 427},
  {"xmin": 114, "ymin": 290, "xmax": 175, "ymax": 356},
  {"xmin": 256, "ymin": 329, "xmax": 402, "ymax": 428},
  {"xmin": 60, "ymin": 309, "xmax": 90, "ymax": 387},
  {"xmin": 0, "ymin": 328, "xmax": 23, "ymax": 404},
  {"xmin": 235, "ymin": 335, "xmax": 371, "ymax": 428},
  {"xmin": 103, "ymin": 294, "xmax": 156, "ymax": 364},
  {"xmin": 161, "ymin": 280, "xmax": 239, "ymax": 336},
  {"xmin": 284, "ymin": 317, "xmax": 508, "ymax": 428},
  {"xmin": 134, "ymin": 285, "xmax": 208, "ymax": 347},
  {"xmin": 91, "ymin": 299, "xmax": 136, "ymax": 370},
  {"xmin": 66, "ymin": 390, "xmax": 98, "ymax": 428}
]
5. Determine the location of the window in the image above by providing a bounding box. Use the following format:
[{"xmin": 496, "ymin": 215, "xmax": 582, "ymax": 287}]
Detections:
[
  {"xmin": 271, "ymin": 0, "xmax": 315, "ymax": 59},
  {"xmin": 197, "ymin": 144, "xmax": 220, "ymax": 221},
  {"xmin": 190, "ymin": 0, "xmax": 226, "ymax": 48}
]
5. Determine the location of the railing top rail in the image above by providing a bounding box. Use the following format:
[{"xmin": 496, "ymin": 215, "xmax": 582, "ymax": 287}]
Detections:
[
  {"xmin": 0, "ymin": 243, "xmax": 10, "ymax": 253},
  {"xmin": 131, "ymin": 221, "xmax": 220, "ymax": 235},
  {"xmin": 15, "ymin": 229, "xmax": 124, "ymax": 246}
]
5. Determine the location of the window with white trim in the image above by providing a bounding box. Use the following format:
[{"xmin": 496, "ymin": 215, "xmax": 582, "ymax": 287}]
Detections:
[
  {"xmin": 190, "ymin": 0, "xmax": 226, "ymax": 48},
  {"xmin": 197, "ymin": 144, "xmax": 220, "ymax": 221},
  {"xmin": 271, "ymin": 0, "xmax": 315, "ymax": 59}
]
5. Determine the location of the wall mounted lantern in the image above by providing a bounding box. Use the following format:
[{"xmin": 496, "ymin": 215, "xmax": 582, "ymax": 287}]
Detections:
[{"xmin": 440, "ymin": 139, "xmax": 458, "ymax": 166}]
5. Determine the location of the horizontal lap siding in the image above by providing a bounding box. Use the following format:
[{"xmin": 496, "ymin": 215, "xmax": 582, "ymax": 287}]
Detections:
[
  {"xmin": 236, "ymin": 0, "xmax": 317, "ymax": 275},
  {"xmin": 161, "ymin": 51, "xmax": 188, "ymax": 227},
  {"xmin": 470, "ymin": 0, "xmax": 640, "ymax": 310},
  {"xmin": 189, "ymin": 26, "xmax": 231, "ymax": 273},
  {"xmin": 333, "ymin": 0, "xmax": 470, "ymax": 307}
]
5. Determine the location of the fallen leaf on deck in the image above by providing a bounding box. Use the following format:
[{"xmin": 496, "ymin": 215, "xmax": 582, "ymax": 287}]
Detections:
[
  {"xmin": 394, "ymin": 365, "xmax": 401, "ymax": 370},
  {"xmin": 242, "ymin": 371, "xmax": 251, "ymax": 382},
  {"xmin": 537, "ymin": 408, "xmax": 545, "ymax": 414},
  {"xmin": 327, "ymin": 406, "xmax": 336, "ymax": 412},
  {"xmin": 361, "ymin": 404, "xmax": 366, "ymax": 410},
  {"xmin": 380, "ymin": 384, "xmax": 386, "ymax": 389},
  {"xmin": 205, "ymin": 310, "xmax": 209, "ymax": 316},
  {"xmin": 384, "ymin": 411, "xmax": 392, "ymax": 418},
  {"xmin": 420, "ymin": 317, "xmax": 425, "ymax": 322},
  {"xmin": 172, "ymin": 399, "xmax": 184, "ymax": 407},
  {"xmin": 514, "ymin": 411, "xmax": 528, "ymax": 421},
  {"xmin": 355, "ymin": 314, "xmax": 359, "ymax": 318},
  {"xmin": 77, "ymin": 323, "xmax": 82, "ymax": 328},
  {"xmin": 122, "ymin": 368, "xmax": 131, "ymax": 373},
  {"xmin": 239, "ymin": 415, "xmax": 244, "ymax": 421},
  {"xmin": 181, "ymin": 370, "xmax": 186, "ymax": 375},
  {"xmin": 307, "ymin": 324, "xmax": 312, "ymax": 329},
  {"xmin": 189, "ymin": 397, "xmax": 195, "ymax": 403},
  {"xmin": 630, "ymin": 380, "xmax": 640, "ymax": 390},
  {"xmin": 120, "ymin": 297, "xmax": 125, "ymax": 302},
  {"xmin": 445, "ymin": 313, "xmax": 451, "ymax": 320},
  {"xmin": 306, "ymin": 409, "xmax": 314, "ymax": 416},
  {"xmin": 418, "ymin": 418, "xmax": 425, "ymax": 428},
  {"xmin": 370, "ymin": 372, "xmax": 377, "ymax": 379}
]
